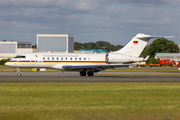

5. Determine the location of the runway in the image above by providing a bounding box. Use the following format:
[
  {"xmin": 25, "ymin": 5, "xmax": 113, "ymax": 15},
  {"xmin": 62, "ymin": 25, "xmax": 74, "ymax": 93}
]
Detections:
[{"xmin": 0, "ymin": 72, "xmax": 179, "ymax": 82}]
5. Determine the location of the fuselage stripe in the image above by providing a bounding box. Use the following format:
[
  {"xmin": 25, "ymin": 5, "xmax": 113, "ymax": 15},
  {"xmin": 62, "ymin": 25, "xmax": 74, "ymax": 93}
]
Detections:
[{"xmin": 7, "ymin": 61, "xmax": 106, "ymax": 63}]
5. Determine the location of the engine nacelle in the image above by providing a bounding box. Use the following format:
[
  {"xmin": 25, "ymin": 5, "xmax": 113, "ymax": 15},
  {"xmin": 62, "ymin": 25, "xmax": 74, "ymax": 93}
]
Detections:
[{"xmin": 108, "ymin": 53, "xmax": 143, "ymax": 63}]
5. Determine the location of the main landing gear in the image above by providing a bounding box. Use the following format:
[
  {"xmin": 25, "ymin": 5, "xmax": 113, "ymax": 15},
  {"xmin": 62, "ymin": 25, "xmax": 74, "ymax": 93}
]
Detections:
[
  {"xmin": 80, "ymin": 71, "xmax": 86, "ymax": 76},
  {"xmin": 79, "ymin": 71, "xmax": 94, "ymax": 76},
  {"xmin": 16, "ymin": 68, "xmax": 22, "ymax": 76},
  {"xmin": 87, "ymin": 71, "xmax": 94, "ymax": 76}
]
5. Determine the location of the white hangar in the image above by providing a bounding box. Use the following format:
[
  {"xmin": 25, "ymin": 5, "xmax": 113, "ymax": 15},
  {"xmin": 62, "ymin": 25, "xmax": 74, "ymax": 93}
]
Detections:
[
  {"xmin": 155, "ymin": 53, "xmax": 180, "ymax": 61},
  {"xmin": 37, "ymin": 34, "xmax": 74, "ymax": 53},
  {"xmin": 0, "ymin": 41, "xmax": 33, "ymax": 60}
]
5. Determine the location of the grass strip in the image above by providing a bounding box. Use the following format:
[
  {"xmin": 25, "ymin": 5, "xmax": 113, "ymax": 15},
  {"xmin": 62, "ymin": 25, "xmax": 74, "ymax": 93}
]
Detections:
[{"xmin": 0, "ymin": 82, "xmax": 180, "ymax": 120}]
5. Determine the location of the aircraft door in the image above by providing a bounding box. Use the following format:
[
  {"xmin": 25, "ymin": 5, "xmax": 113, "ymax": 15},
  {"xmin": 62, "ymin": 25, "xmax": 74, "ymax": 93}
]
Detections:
[
  {"xmin": 35, "ymin": 55, "xmax": 38, "ymax": 66},
  {"xmin": 105, "ymin": 53, "xmax": 109, "ymax": 63},
  {"xmin": 30, "ymin": 54, "xmax": 43, "ymax": 67},
  {"xmin": 30, "ymin": 54, "xmax": 38, "ymax": 67},
  {"xmin": 37, "ymin": 55, "xmax": 43, "ymax": 67}
]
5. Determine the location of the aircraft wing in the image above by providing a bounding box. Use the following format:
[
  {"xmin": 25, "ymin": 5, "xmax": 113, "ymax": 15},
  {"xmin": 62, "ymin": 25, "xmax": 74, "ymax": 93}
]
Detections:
[{"xmin": 61, "ymin": 64, "xmax": 132, "ymax": 71}]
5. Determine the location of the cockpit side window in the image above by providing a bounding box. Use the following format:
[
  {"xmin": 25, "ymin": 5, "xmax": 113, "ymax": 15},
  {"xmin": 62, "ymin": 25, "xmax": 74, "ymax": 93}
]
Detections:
[
  {"xmin": 14, "ymin": 56, "xmax": 20, "ymax": 58},
  {"xmin": 14, "ymin": 56, "xmax": 26, "ymax": 58},
  {"xmin": 20, "ymin": 56, "xmax": 26, "ymax": 58}
]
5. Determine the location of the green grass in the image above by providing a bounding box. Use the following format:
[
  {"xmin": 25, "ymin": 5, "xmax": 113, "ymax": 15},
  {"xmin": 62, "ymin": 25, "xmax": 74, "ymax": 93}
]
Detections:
[{"xmin": 0, "ymin": 82, "xmax": 180, "ymax": 120}]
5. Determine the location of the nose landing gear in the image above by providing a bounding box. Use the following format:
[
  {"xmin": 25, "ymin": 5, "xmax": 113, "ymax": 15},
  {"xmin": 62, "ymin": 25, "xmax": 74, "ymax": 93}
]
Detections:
[{"xmin": 16, "ymin": 68, "xmax": 22, "ymax": 76}]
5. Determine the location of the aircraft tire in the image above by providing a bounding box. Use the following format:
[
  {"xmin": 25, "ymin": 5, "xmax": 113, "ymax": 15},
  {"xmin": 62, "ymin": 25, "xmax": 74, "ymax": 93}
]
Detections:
[
  {"xmin": 80, "ymin": 71, "xmax": 86, "ymax": 76},
  {"xmin": 17, "ymin": 73, "xmax": 21, "ymax": 76},
  {"xmin": 87, "ymin": 71, "xmax": 94, "ymax": 76}
]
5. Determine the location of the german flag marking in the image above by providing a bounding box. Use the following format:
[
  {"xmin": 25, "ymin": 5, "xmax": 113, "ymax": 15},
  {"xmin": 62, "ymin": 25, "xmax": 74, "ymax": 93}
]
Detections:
[{"xmin": 133, "ymin": 41, "xmax": 138, "ymax": 44}]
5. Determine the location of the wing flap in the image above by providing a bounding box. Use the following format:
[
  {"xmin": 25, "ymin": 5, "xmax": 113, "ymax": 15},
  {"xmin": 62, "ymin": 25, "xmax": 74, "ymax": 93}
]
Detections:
[{"xmin": 62, "ymin": 64, "xmax": 132, "ymax": 71}]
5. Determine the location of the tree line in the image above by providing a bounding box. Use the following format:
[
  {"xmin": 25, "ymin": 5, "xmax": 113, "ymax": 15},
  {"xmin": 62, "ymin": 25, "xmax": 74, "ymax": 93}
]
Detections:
[
  {"xmin": 140, "ymin": 38, "xmax": 179, "ymax": 58},
  {"xmin": 74, "ymin": 41, "xmax": 123, "ymax": 52},
  {"xmin": 0, "ymin": 58, "xmax": 10, "ymax": 65},
  {"xmin": 75, "ymin": 38, "xmax": 179, "ymax": 58}
]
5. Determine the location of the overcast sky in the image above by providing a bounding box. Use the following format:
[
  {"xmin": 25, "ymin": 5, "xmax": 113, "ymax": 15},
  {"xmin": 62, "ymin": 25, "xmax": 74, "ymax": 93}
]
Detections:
[{"xmin": 0, "ymin": 0, "xmax": 180, "ymax": 45}]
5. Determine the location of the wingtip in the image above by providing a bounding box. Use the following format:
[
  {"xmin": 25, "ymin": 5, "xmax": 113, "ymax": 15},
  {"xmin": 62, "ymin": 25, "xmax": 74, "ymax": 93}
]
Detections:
[{"xmin": 164, "ymin": 36, "xmax": 174, "ymax": 38}]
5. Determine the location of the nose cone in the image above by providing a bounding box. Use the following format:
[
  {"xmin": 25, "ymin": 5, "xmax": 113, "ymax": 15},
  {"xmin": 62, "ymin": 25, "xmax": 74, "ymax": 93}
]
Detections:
[
  {"xmin": 5, "ymin": 62, "xmax": 9, "ymax": 66},
  {"xmin": 5, "ymin": 61, "xmax": 14, "ymax": 67}
]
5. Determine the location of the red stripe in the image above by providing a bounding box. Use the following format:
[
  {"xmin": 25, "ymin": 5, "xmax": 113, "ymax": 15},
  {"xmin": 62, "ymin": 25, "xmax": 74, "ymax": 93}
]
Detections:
[{"xmin": 7, "ymin": 61, "xmax": 106, "ymax": 63}]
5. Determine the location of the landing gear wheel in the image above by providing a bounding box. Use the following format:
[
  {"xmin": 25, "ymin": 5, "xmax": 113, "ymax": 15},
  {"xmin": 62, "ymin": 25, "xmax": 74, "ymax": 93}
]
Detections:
[
  {"xmin": 87, "ymin": 71, "xmax": 94, "ymax": 76},
  {"xmin": 80, "ymin": 71, "xmax": 86, "ymax": 76},
  {"xmin": 16, "ymin": 68, "xmax": 22, "ymax": 76},
  {"xmin": 17, "ymin": 73, "xmax": 21, "ymax": 76}
]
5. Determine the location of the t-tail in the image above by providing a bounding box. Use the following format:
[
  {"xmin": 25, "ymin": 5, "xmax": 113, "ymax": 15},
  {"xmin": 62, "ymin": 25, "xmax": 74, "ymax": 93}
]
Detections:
[{"xmin": 113, "ymin": 33, "xmax": 173, "ymax": 57}]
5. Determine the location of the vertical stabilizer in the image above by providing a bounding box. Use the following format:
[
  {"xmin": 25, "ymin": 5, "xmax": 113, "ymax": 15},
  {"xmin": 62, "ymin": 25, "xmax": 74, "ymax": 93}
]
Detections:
[{"xmin": 113, "ymin": 33, "xmax": 169, "ymax": 57}]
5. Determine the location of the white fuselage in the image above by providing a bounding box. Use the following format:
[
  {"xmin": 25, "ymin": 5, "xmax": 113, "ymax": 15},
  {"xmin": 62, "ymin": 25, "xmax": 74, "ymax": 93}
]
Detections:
[{"xmin": 5, "ymin": 52, "xmax": 143, "ymax": 70}]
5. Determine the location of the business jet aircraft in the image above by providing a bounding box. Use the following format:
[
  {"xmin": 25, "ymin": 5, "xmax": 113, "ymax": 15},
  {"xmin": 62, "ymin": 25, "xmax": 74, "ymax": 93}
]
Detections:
[{"xmin": 5, "ymin": 33, "xmax": 169, "ymax": 76}]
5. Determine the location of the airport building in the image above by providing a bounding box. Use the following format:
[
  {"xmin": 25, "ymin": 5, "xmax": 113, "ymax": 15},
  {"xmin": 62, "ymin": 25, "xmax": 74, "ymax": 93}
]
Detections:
[
  {"xmin": 0, "ymin": 41, "xmax": 33, "ymax": 60},
  {"xmin": 37, "ymin": 34, "xmax": 74, "ymax": 53},
  {"xmin": 0, "ymin": 34, "xmax": 75, "ymax": 60},
  {"xmin": 155, "ymin": 53, "xmax": 180, "ymax": 61}
]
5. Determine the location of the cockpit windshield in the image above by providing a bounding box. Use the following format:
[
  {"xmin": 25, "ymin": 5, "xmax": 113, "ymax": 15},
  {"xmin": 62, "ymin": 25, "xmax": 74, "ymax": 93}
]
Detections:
[{"xmin": 14, "ymin": 56, "xmax": 26, "ymax": 58}]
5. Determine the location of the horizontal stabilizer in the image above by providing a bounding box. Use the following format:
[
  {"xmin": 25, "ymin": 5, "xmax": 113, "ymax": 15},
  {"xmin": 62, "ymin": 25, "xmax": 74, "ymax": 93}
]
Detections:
[
  {"xmin": 137, "ymin": 36, "xmax": 173, "ymax": 39},
  {"xmin": 144, "ymin": 55, "xmax": 150, "ymax": 61}
]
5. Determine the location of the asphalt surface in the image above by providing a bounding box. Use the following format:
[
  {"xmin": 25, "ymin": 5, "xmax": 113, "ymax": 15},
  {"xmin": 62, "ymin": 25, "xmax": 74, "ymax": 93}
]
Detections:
[{"xmin": 0, "ymin": 72, "xmax": 179, "ymax": 82}]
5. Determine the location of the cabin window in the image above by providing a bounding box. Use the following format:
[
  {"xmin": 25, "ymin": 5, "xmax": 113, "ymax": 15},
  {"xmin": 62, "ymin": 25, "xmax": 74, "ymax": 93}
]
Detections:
[
  {"xmin": 57, "ymin": 58, "xmax": 58, "ymax": 60},
  {"xmin": 70, "ymin": 58, "xmax": 72, "ymax": 60},
  {"xmin": 65, "ymin": 57, "xmax": 67, "ymax": 60},
  {"xmin": 52, "ymin": 57, "xmax": 54, "ymax": 60},
  {"xmin": 84, "ymin": 58, "xmax": 86, "ymax": 60},
  {"xmin": 61, "ymin": 58, "xmax": 63, "ymax": 60},
  {"xmin": 75, "ymin": 58, "xmax": 77, "ymax": 60},
  {"xmin": 79, "ymin": 58, "xmax": 81, "ymax": 60},
  {"xmin": 48, "ymin": 57, "xmax": 49, "ymax": 60},
  {"xmin": 43, "ymin": 57, "xmax": 45, "ymax": 60}
]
